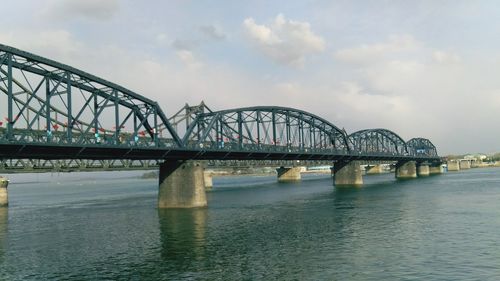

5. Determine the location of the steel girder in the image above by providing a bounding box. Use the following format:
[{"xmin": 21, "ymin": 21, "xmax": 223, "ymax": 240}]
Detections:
[
  {"xmin": 181, "ymin": 106, "xmax": 351, "ymax": 154},
  {"xmin": 0, "ymin": 44, "xmax": 181, "ymax": 149},
  {"xmin": 349, "ymin": 129, "xmax": 408, "ymax": 156},
  {"xmin": 0, "ymin": 158, "xmax": 160, "ymax": 172},
  {"xmin": 406, "ymin": 138, "xmax": 438, "ymax": 157}
]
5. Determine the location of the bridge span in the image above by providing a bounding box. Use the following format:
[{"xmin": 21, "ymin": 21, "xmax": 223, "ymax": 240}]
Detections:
[{"xmin": 0, "ymin": 44, "xmax": 442, "ymax": 208}]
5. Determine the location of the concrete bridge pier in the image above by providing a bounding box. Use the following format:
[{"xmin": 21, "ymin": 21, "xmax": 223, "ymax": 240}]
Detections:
[
  {"xmin": 395, "ymin": 161, "xmax": 417, "ymax": 179},
  {"xmin": 459, "ymin": 160, "xmax": 471, "ymax": 170},
  {"xmin": 366, "ymin": 164, "xmax": 384, "ymax": 174},
  {"xmin": 333, "ymin": 161, "xmax": 363, "ymax": 186},
  {"xmin": 276, "ymin": 166, "xmax": 302, "ymax": 182},
  {"xmin": 0, "ymin": 177, "xmax": 8, "ymax": 207},
  {"xmin": 158, "ymin": 160, "xmax": 207, "ymax": 209},
  {"xmin": 203, "ymin": 171, "xmax": 213, "ymax": 189},
  {"xmin": 447, "ymin": 160, "xmax": 460, "ymax": 171},
  {"xmin": 417, "ymin": 164, "xmax": 430, "ymax": 177},
  {"xmin": 430, "ymin": 165, "xmax": 444, "ymax": 175}
]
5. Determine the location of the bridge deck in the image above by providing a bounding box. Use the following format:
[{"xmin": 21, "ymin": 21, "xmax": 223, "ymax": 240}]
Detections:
[{"xmin": 0, "ymin": 142, "xmax": 439, "ymax": 163}]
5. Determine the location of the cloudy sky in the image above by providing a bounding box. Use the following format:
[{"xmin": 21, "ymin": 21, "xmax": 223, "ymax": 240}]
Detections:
[{"xmin": 1, "ymin": 0, "xmax": 500, "ymax": 154}]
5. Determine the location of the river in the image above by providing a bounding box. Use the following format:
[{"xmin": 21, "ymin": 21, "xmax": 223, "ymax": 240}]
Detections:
[{"xmin": 1, "ymin": 168, "xmax": 500, "ymax": 280}]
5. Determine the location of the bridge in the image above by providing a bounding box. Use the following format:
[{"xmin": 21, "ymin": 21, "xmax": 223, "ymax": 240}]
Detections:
[{"xmin": 0, "ymin": 44, "xmax": 442, "ymax": 208}]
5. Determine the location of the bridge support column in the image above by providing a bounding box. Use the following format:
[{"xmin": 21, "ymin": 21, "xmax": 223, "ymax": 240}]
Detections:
[
  {"xmin": 333, "ymin": 161, "xmax": 363, "ymax": 186},
  {"xmin": 417, "ymin": 164, "xmax": 430, "ymax": 177},
  {"xmin": 0, "ymin": 177, "xmax": 8, "ymax": 207},
  {"xmin": 366, "ymin": 164, "xmax": 384, "ymax": 174},
  {"xmin": 459, "ymin": 160, "xmax": 471, "ymax": 170},
  {"xmin": 276, "ymin": 166, "xmax": 301, "ymax": 182},
  {"xmin": 158, "ymin": 161, "xmax": 207, "ymax": 209},
  {"xmin": 471, "ymin": 160, "xmax": 479, "ymax": 168},
  {"xmin": 396, "ymin": 161, "xmax": 417, "ymax": 179},
  {"xmin": 203, "ymin": 171, "xmax": 213, "ymax": 189},
  {"xmin": 447, "ymin": 160, "xmax": 460, "ymax": 171},
  {"xmin": 430, "ymin": 165, "xmax": 444, "ymax": 174}
]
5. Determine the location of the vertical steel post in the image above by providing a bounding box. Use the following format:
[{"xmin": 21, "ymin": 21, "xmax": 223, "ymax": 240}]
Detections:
[
  {"xmin": 196, "ymin": 117, "xmax": 201, "ymax": 141},
  {"xmin": 66, "ymin": 72, "xmax": 72, "ymax": 143},
  {"xmin": 45, "ymin": 76, "xmax": 51, "ymax": 142},
  {"xmin": 272, "ymin": 110, "xmax": 277, "ymax": 147},
  {"xmin": 218, "ymin": 118, "xmax": 223, "ymax": 147},
  {"xmin": 309, "ymin": 122, "xmax": 313, "ymax": 149},
  {"xmin": 299, "ymin": 114, "xmax": 304, "ymax": 149},
  {"xmin": 256, "ymin": 110, "xmax": 261, "ymax": 146},
  {"xmin": 237, "ymin": 111, "xmax": 243, "ymax": 149},
  {"xmin": 215, "ymin": 118, "xmax": 219, "ymax": 148},
  {"xmin": 93, "ymin": 94, "xmax": 98, "ymax": 136},
  {"xmin": 133, "ymin": 113, "xmax": 137, "ymax": 142},
  {"xmin": 154, "ymin": 105, "xmax": 159, "ymax": 146},
  {"xmin": 311, "ymin": 119, "xmax": 316, "ymax": 149},
  {"xmin": 185, "ymin": 104, "xmax": 190, "ymax": 133},
  {"xmin": 285, "ymin": 112, "xmax": 291, "ymax": 149},
  {"xmin": 319, "ymin": 128, "xmax": 323, "ymax": 149},
  {"xmin": 114, "ymin": 90, "xmax": 119, "ymax": 144},
  {"xmin": 7, "ymin": 54, "xmax": 13, "ymax": 140}
]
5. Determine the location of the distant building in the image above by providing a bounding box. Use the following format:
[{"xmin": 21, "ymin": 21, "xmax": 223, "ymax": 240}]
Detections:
[{"xmin": 464, "ymin": 154, "xmax": 487, "ymax": 161}]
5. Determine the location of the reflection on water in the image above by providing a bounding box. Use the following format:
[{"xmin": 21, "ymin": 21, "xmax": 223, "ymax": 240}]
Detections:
[
  {"xmin": 0, "ymin": 208, "xmax": 6, "ymax": 263},
  {"xmin": 1, "ymin": 169, "xmax": 500, "ymax": 279},
  {"xmin": 158, "ymin": 208, "xmax": 207, "ymax": 268}
]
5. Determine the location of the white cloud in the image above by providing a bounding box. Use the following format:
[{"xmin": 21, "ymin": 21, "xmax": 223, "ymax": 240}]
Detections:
[
  {"xmin": 155, "ymin": 33, "xmax": 169, "ymax": 45},
  {"xmin": 329, "ymin": 35, "xmax": 500, "ymax": 153},
  {"xmin": 432, "ymin": 50, "xmax": 461, "ymax": 64},
  {"xmin": 334, "ymin": 35, "xmax": 419, "ymax": 63},
  {"xmin": 171, "ymin": 39, "xmax": 196, "ymax": 51},
  {"xmin": 199, "ymin": 25, "xmax": 226, "ymax": 40},
  {"xmin": 274, "ymin": 82, "xmax": 301, "ymax": 95},
  {"xmin": 42, "ymin": 0, "xmax": 119, "ymax": 21},
  {"xmin": 334, "ymin": 82, "xmax": 414, "ymax": 127},
  {"xmin": 176, "ymin": 50, "xmax": 203, "ymax": 70},
  {"xmin": 0, "ymin": 29, "xmax": 84, "ymax": 65},
  {"xmin": 243, "ymin": 14, "xmax": 325, "ymax": 66},
  {"xmin": 362, "ymin": 60, "xmax": 426, "ymax": 96}
]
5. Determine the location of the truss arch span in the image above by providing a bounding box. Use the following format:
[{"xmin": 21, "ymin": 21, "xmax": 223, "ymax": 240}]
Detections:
[
  {"xmin": 406, "ymin": 138, "xmax": 438, "ymax": 157},
  {"xmin": 349, "ymin": 128, "xmax": 408, "ymax": 156},
  {"xmin": 0, "ymin": 44, "xmax": 181, "ymax": 148},
  {"xmin": 182, "ymin": 106, "xmax": 351, "ymax": 153}
]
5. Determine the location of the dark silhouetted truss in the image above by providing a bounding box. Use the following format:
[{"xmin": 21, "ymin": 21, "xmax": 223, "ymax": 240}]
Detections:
[
  {"xmin": 0, "ymin": 44, "xmax": 184, "ymax": 159},
  {"xmin": 406, "ymin": 138, "xmax": 438, "ymax": 157},
  {"xmin": 182, "ymin": 106, "xmax": 351, "ymax": 154},
  {"xmin": 0, "ymin": 44, "xmax": 181, "ymax": 147},
  {"xmin": 348, "ymin": 129, "xmax": 408, "ymax": 156},
  {"xmin": 0, "ymin": 44, "xmax": 441, "ymax": 164}
]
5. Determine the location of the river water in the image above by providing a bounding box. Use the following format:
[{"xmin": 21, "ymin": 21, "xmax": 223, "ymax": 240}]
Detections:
[{"xmin": 1, "ymin": 168, "xmax": 500, "ymax": 280}]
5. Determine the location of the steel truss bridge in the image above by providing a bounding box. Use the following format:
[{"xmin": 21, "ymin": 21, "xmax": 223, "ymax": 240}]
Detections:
[{"xmin": 0, "ymin": 44, "xmax": 440, "ymax": 170}]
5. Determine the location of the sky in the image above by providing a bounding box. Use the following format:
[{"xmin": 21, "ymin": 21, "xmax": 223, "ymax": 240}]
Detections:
[{"xmin": 1, "ymin": 0, "xmax": 500, "ymax": 154}]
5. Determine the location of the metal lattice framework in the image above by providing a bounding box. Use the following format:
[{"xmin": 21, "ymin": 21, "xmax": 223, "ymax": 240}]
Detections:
[
  {"xmin": 167, "ymin": 101, "xmax": 212, "ymax": 137},
  {"xmin": 406, "ymin": 138, "xmax": 438, "ymax": 157},
  {"xmin": 0, "ymin": 44, "xmax": 441, "ymax": 163},
  {"xmin": 182, "ymin": 106, "xmax": 351, "ymax": 154},
  {"xmin": 349, "ymin": 129, "xmax": 408, "ymax": 156},
  {"xmin": 0, "ymin": 44, "xmax": 181, "ymax": 150},
  {"xmin": 0, "ymin": 158, "xmax": 160, "ymax": 172}
]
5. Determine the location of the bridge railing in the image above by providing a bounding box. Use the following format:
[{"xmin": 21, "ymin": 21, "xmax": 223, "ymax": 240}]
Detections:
[
  {"xmin": 0, "ymin": 158, "xmax": 161, "ymax": 171},
  {"xmin": 0, "ymin": 127, "xmax": 178, "ymax": 148},
  {"xmin": 183, "ymin": 139, "xmax": 439, "ymax": 160},
  {"xmin": 184, "ymin": 140, "xmax": 352, "ymax": 154}
]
